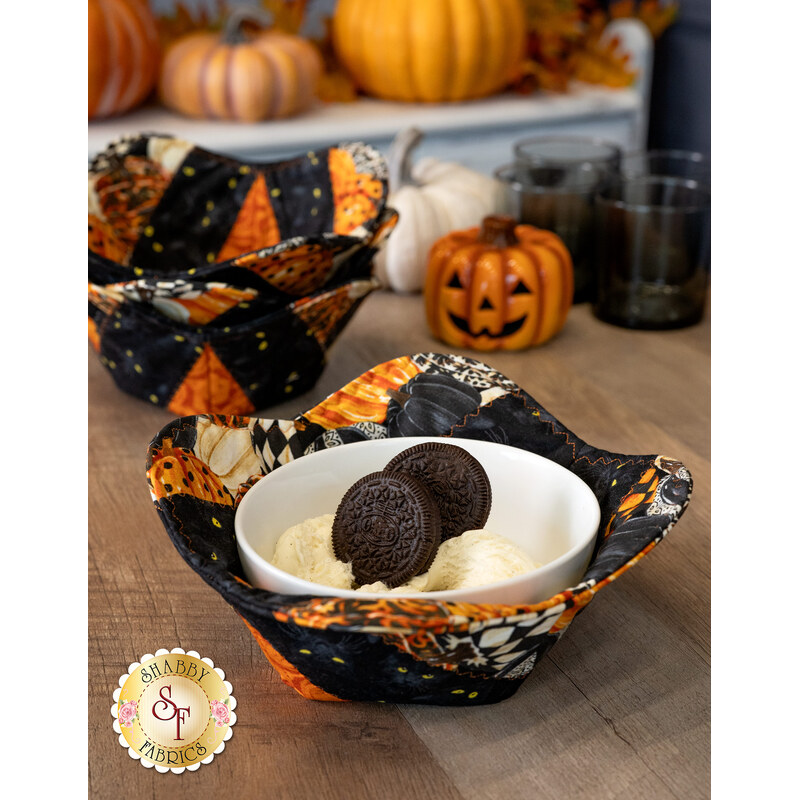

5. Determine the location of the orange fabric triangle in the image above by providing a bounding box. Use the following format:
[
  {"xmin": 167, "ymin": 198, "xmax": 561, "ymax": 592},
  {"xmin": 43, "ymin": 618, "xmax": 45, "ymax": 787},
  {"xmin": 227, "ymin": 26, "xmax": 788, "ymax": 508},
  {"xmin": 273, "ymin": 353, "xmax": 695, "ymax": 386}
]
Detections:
[
  {"xmin": 217, "ymin": 173, "xmax": 281, "ymax": 262},
  {"xmin": 168, "ymin": 343, "xmax": 255, "ymax": 415}
]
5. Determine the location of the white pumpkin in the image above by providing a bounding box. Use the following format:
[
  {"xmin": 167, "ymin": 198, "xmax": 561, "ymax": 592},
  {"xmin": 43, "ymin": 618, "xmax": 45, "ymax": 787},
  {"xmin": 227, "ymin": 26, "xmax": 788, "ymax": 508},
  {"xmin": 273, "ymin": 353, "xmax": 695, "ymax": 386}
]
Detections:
[{"xmin": 374, "ymin": 127, "xmax": 505, "ymax": 293}]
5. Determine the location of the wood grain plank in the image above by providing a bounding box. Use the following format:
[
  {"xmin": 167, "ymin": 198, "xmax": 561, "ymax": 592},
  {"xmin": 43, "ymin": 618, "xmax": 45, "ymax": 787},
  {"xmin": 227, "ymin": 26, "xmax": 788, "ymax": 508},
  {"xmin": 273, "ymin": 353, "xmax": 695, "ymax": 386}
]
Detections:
[{"xmin": 399, "ymin": 652, "xmax": 696, "ymax": 800}]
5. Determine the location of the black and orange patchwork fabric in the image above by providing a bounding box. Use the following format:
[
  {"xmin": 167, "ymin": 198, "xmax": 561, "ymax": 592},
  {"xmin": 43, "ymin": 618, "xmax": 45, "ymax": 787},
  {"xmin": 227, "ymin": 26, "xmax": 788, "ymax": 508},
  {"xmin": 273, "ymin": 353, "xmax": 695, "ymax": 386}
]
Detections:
[
  {"xmin": 89, "ymin": 134, "xmax": 397, "ymax": 414},
  {"xmin": 146, "ymin": 353, "xmax": 693, "ymax": 706}
]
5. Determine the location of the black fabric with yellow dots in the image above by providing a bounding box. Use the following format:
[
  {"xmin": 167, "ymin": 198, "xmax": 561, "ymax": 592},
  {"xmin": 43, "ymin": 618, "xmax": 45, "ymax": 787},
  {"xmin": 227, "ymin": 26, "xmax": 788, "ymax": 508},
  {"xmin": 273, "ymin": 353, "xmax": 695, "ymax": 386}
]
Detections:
[
  {"xmin": 89, "ymin": 134, "xmax": 397, "ymax": 415},
  {"xmin": 131, "ymin": 148, "xmax": 255, "ymax": 272},
  {"xmin": 146, "ymin": 352, "xmax": 694, "ymax": 706}
]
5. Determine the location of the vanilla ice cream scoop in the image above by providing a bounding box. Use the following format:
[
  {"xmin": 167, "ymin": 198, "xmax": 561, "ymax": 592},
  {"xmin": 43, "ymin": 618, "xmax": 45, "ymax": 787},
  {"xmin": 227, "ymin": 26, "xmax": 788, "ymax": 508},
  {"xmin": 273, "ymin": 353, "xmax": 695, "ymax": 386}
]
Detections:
[
  {"xmin": 270, "ymin": 514, "xmax": 355, "ymax": 590},
  {"xmin": 424, "ymin": 530, "xmax": 539, "ymax": 590},
  {"xmin": 268, "ymin": 515, "xmax": 539, "ymax": 593}
]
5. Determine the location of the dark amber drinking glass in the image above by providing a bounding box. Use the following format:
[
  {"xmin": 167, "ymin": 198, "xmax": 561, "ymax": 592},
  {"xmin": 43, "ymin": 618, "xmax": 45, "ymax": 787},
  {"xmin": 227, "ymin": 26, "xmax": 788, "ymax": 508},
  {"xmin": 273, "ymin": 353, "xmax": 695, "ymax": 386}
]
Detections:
[
  {"xmin": 622, "ymin": 149, "xmax": 711, "ymax": 187},
  {"xmin": 593, "ymin": 175, "xmax": 711, "ymax": 330},
  {"xmin": 497, "ymin": 138, "xmax": 621, "ymax": 304}
]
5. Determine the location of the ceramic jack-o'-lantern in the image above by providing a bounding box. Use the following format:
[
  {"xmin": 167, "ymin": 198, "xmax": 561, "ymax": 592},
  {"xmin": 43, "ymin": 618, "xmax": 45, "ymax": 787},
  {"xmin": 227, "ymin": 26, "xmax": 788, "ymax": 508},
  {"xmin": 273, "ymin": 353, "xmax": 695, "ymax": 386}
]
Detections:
[{"xmin": 424, "ymin": 215, "xmax": 574, "ymax": 351}]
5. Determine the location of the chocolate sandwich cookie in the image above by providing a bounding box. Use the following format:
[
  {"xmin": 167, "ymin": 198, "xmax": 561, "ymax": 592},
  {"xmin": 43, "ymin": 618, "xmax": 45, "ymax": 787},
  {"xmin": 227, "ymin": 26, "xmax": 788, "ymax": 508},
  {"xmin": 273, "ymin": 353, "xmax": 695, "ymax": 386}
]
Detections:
[
  {"xmin": 384, "ymin": 442, "xmax": 491, "ymax": 541},
  {"xmin": 332, "ymin": 471, "xmax": 442, "ymax": 588}
]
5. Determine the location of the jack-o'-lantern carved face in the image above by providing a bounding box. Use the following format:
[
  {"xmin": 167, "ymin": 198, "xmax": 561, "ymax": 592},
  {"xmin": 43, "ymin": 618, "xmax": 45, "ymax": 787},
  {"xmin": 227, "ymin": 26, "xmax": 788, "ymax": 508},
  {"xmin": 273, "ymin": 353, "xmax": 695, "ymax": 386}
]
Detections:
[{"xmin": 424, "ymin": 216, "xmax": 574, "ymax": 351}]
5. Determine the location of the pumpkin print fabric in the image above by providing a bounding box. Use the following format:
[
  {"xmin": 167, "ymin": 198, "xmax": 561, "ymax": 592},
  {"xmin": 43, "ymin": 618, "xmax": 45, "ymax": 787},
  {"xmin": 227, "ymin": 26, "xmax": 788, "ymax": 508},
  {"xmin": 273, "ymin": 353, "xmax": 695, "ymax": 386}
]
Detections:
[
  {"xmin": 89, "ymin": 135, "xmax": 397, "ymax": 414},
  {"xmin": 146, "ymin": 352, "xmax": 692, "ymax": 706}
]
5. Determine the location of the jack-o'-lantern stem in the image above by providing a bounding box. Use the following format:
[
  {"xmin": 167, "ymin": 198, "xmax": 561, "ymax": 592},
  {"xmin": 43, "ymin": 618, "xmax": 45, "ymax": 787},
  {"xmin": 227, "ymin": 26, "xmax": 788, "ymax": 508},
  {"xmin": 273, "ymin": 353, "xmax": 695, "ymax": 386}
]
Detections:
[{"xmin": 479, "ymin": 216, "xmax": 519, "ymax": 247}]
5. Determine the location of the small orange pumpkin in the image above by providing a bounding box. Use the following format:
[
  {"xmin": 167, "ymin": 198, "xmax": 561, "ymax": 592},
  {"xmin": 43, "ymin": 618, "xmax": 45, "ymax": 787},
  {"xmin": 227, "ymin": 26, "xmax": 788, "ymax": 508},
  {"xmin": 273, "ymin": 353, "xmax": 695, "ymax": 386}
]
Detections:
[
  {"xmin": 158, "ymin": 8, "xmax": 322, "ymax": 122},
  {"xmin": 88, "ymin": 0, "xmax": 160, "ymax": 119},
  {"xmin": 424, "ymin": 215, "xmax": 574, "ymax": 351}
]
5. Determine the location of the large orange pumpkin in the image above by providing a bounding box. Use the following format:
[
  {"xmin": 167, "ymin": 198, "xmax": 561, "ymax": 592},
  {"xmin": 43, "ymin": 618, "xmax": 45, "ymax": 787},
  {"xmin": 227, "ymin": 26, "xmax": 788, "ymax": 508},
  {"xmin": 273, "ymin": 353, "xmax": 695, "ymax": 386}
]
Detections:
[
  {"xmin": 88, "ymin": 0, "xmax": 160, "ymax": 119},
  {"xmin": 332, "ymin": 0, "xmax": 527, "ymax": 102},
  {"xmin": 425, "ymin": 216, "xmax": 574, "ymax": 350},
  {"xmin": 158, "ymin": 8, "xmax": 322, "ymax": 122}
]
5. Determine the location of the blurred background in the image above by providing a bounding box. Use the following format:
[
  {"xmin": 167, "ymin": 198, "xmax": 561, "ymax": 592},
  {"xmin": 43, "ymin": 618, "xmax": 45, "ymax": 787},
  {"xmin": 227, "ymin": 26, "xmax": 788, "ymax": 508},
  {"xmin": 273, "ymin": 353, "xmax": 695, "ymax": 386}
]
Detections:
[
  {"xmin": 642, "ymin": 0, "xmax": 709, "ymax": 153},
  {"xmin": 89, "ymin": 0, "xmax": 710, "ymax": 162}
]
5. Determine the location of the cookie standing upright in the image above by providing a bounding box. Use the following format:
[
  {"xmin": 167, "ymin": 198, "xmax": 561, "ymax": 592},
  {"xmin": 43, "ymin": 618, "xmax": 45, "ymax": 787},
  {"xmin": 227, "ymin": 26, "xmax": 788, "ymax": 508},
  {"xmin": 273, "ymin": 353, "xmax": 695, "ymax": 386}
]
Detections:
[{"xmin": 385, "ymin": 442, "xmax": 492, "ymax": 541}]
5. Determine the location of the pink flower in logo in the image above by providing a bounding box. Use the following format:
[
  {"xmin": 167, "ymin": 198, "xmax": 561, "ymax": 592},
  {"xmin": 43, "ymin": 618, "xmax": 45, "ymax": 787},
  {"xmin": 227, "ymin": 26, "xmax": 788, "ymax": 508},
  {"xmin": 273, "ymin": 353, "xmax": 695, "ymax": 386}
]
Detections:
[
  {"xmin": 210, "ymin": 699, "xmax": 230, "ymax": 727},
  {"xmin": 118, "ymin": 701, "xmax": 138, "ymax": 728}
]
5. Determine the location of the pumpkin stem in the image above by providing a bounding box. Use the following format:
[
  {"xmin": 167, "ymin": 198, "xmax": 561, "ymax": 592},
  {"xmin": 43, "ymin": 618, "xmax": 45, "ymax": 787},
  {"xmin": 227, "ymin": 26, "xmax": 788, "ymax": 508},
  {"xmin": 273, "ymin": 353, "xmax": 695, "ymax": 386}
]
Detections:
[
  {"xmin": 479, "ymin": 215, "xmax": 519, "ymax": 247},
  {"xmin": 222, "ymin": 5, "xmax": 273, "ymax": 45},
  {"xmin": 388, "ymin": 127, "xmax": 424, "ymax": 190},
  {"xmin": 386, "ymin": 388, "xmax": 411, "ymax": 407}
]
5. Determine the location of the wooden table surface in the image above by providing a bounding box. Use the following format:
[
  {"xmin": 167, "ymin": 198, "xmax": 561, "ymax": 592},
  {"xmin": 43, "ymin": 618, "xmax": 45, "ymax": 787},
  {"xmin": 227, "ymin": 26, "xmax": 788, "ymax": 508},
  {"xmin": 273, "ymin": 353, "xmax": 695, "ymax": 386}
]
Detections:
[{"xmin": 88, "ymin": 294, "xmax": 710, "ymax": 799}]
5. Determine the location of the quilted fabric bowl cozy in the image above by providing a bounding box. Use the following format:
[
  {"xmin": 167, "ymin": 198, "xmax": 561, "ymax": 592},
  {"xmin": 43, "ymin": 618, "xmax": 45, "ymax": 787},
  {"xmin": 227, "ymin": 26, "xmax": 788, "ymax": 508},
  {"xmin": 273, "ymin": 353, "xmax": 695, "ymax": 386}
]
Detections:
[
  {"xmin": 89, "ymin": 134, "xmax": 397, "ymax": 414},
  {"xmin": 146, "ymin": 353, "xmax": 693, "ymax": 706}
]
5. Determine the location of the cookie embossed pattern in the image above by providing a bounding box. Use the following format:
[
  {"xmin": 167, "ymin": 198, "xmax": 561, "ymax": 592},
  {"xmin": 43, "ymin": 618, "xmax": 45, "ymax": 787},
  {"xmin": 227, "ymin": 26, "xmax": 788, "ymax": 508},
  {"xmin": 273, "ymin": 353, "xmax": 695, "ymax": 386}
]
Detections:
[{"xmin": 111, "ymin": 648, "xmax": 236, "ymax": 773}]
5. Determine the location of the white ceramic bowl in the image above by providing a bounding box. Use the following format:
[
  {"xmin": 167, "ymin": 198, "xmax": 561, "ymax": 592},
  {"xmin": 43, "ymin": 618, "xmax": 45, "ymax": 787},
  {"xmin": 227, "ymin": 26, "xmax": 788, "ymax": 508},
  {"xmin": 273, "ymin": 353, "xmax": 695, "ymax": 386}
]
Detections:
[{"xmin": 234, "ymin": 437, "xmax": 601, "ymax": 605}]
